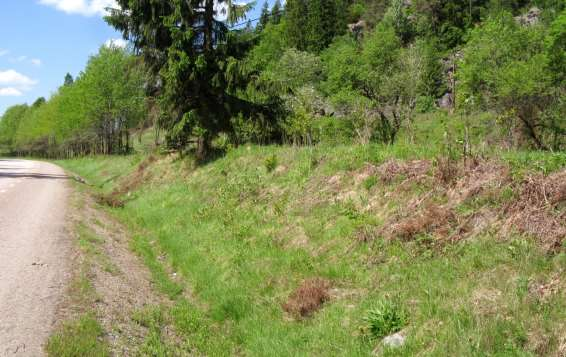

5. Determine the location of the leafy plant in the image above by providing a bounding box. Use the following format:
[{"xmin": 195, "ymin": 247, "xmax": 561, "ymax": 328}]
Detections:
[{"xmin": 364, "ymin": 299, "xmax": 407, "ymax": 339}]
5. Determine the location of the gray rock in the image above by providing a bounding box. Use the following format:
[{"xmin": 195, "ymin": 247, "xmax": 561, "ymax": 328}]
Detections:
[
  {"xmin": 382, "ymin": 332, "xmax": 406, "ymax": 348},
  {"xmin": 438, "ymin": 92, "xmax": 453, "ymax": 109},
  {"xmin": 515, "ymin": 7, "xmax": 541, "ymax": 26}
]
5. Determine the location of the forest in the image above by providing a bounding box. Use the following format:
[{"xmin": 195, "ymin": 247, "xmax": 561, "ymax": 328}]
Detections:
[{"xmin": 0, "ymin": 0, "xmax": 564, "ymax": 157}]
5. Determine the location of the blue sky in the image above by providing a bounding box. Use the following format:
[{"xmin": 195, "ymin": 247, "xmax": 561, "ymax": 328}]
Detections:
[{"xmin": 0, "ymin": 0, "xmax": 275, "ymax": 116}]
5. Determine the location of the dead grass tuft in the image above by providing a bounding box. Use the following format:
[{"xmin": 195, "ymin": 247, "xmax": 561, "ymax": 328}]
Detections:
[
  {"xmin": 504, "ymin": 170, "xmax": 566, "ymax": 252},
  {"xmin": 282, "ymin": 278, "xmax": 331, "ymax": 318}
]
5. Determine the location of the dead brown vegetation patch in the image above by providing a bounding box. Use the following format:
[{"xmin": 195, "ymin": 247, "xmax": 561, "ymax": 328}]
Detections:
[
  {"xmin": 388, "ymin": 203, "xmax": 458, "ymax": 241},
  {"xmin": 435, "ymin": 157, "xmax": 460, "ymax": 186},
  {"xmin": 282, "ymin": 278, "xmax": 331, "ymax": 318},
  {"xmin": 504, "ymin": 170, "xmax": 566, "ymax": 252},
  {"xmin": 376, "ymin": 159, "xmax": 431, "ymax": 184},
  {"xmin": 448, "ymin": 160, "xmax": 510, "ymax": 205},
  {"xmin": 95, "ymin": 194, "xmax": 125, "ymax": 208}
]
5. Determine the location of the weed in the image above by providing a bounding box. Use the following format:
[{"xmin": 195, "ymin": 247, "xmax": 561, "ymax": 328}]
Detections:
[
  {"xmin": 363, "ymin": 176, "xmax": 378, "ymax": 191},
  {"xmin": 265, "ymin": 154, "xmax": 278, "ymax": 173}
]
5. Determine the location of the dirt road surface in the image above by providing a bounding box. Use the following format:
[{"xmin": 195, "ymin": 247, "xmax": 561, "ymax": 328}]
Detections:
[{"xmin": 0, "ymin": 159, "xmax": 71, "ymax": 356}]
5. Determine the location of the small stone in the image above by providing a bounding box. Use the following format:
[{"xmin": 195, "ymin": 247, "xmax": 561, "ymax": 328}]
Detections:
[{"xmin": 382, "ymin": 332, "xmax": 405, "ymax": 348}]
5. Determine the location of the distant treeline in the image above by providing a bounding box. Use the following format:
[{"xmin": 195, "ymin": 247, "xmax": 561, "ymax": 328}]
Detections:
[{"xmin": 0, "ymin": 47, "xmax": 145, "ymax": 158}]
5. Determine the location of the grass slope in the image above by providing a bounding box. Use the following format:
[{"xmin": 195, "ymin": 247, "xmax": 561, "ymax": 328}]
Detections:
[{"xmin": 57, "ymin": 114, "xmax": 566, "ymax": 356}]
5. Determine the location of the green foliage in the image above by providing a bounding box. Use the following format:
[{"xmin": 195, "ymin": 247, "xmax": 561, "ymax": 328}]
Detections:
[
  {"xmin": 458, "ymin": 12, "xmax": 565, "ymax": 150},
  {"xmin": 364, "ymin": 299, "xmax": 407, "ymax": 339},
  {"xmin": 321, "ymin": 36, "xmax": 363, "ymax": 95},
  {"xmin": 230, "ymin": 112, "xmax": 274, "ymax": 145},
  {"xmin": 285, "ymin": 0, "xmax": 346, "ymax": 52},
  {"xmin": 258, "ymin": 48, "xmax": 323, "ymax": 96},
  {"xmin": 412, "ymin": 0, "xmax": 490, "ymax": 49},
  {"xmin": 0, "ymin": 104, "xmax": 28, "ymax": 149},
  {"xmin": 545, "ymin": 8, "xmax": 566, "ymax": 85},
  {"xmin": 258, "ymin": 1, "xmax": 271, "ymax": 31},
  {"xmin": 282, "ymin": 86, "xmax": 325, "ymax": 145}
]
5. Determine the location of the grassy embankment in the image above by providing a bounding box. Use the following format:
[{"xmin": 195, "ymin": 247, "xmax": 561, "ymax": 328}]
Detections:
[{"xmin": 57, "ymin": 113, "xmax": 566, "ymax": 356}]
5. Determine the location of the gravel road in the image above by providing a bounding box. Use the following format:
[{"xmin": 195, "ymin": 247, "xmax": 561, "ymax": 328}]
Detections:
[{"xmin": 0, "ymin": 159, "xmax": 71, "ymax": 356}]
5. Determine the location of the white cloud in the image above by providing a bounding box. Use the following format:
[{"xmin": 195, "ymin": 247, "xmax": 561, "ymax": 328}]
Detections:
[
  {"xmin": 31, "ymin": 59, "xmax": 42, "ymax": 66},
  {"xmin": 104, "ymin": 38, "xmax": 127, "ymax": 48},
  {"xmin": 16, "ymin": 56, "xmax": 28, "ymax": 62},
  {"xmin": 38, "ymin": 0, "xmax": 118, "ymax": 17},
  {"xmin": 0, "ymin": 70, "xmax": 38, "ymax": 96},
  {"xmin": 0, "ymin": 88, "xmax": 23, "ymax": 97},
  {"xmin": 0, "ymin": 49, "xmax": 8, "ymax": 57}
]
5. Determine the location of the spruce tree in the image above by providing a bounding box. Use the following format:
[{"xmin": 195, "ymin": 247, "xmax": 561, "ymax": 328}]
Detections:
[
  {"xmin": 286, "ymin": 0, "xmax": 309, "ymax": 50},
  {"xmin": 271, "ymin": 0, "xmax": 283, "ymax": 24},
  {"xmin": 258, "ymin": 1, "xmax": 270, "ymax": 31},
  {"xmin": 306, "ymin": 0, "xmax": 338, "ymax": 53}
]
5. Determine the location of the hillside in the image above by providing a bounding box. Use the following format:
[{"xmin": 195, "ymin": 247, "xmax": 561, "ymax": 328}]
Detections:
[{"xmin": 56, "ymin": 114, "xmax": 566, "ymax": 356}]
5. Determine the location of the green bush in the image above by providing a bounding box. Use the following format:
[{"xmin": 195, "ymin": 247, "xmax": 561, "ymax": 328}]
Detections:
[
  {"xmin": 415, "ymin": 95, "xmax": 437, "ymax": 113},
  {"xmin": 313, "ymin": 116, "xmax": 354, "ymax": 145},
  {"xmin": 264, "ymin": 154, "xmax": 278, "ymax": 172},
  {"xmin": 364, "ymin": 299, "xmax": 407, "ymax": 339}
]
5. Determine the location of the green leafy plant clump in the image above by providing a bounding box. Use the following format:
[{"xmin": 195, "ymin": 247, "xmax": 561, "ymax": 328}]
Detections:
[{"xmin": 364, "ymin": 299, "xmax": 407, "ymax": 339}]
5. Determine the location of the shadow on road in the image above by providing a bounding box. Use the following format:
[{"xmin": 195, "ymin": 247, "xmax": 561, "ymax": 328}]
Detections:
[{"xmin": 0, "ymin": 173, "xmax": 68, "ymax": 180}]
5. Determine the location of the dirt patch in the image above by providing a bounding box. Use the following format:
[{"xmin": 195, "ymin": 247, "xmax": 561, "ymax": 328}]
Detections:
[
  {"xmin": 503, "ymin": 170, "xmax": 566, "ymax": 252},
  {"xmin": 471, "ymin": 288, "xmax": 503, "ymax": 317},
  {"xmin": 66, "ymin": 188, "xmax": 175, "ymax": 355},
  {"xmin": 282, "ymin": 278, "xmax": 331, "ymax": 318},
  {"xmin": 97, "ymin": 155, "xmax": 157, "ymax": 208}
]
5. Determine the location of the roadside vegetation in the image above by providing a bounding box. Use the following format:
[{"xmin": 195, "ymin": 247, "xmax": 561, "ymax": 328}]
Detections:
[
  {"xmin": 57, "ymin": 112, "xmax": 566, "ymax": 355},
  {"xmin": 0, "ymin": 0, "xmax": 564, "ymax": 355}
]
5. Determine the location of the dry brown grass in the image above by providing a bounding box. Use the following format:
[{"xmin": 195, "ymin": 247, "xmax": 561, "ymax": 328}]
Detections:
[
  {"xmin": 504, "ymin": 170, "xmax": 566, "ymax": 252},
  {"xmin": 447, "ymin": 160, "xmax": 510, "ymax": 205},
  {"xmin": 387, "ymin": 203, "xmax": 458, "ymax": 241},
  {"xmin": 282, "ymin": 278, "xmax": 331, "ymax": 318},
  {"xmin": 376, "ymin": 159, "xmax": 431, "ymax": 184},
  {"xmin": 435, "ymin": 156, "xmax": 460, "ymax": 186}
]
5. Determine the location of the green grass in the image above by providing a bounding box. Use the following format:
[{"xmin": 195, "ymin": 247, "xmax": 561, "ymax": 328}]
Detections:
[
  {"xmin": 46, "ymin": 315, "xmax": 109, "ymax": 357},
  {"xmin": 56, "ymin": 114, "xmax": 566, "ymax": 356}
]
